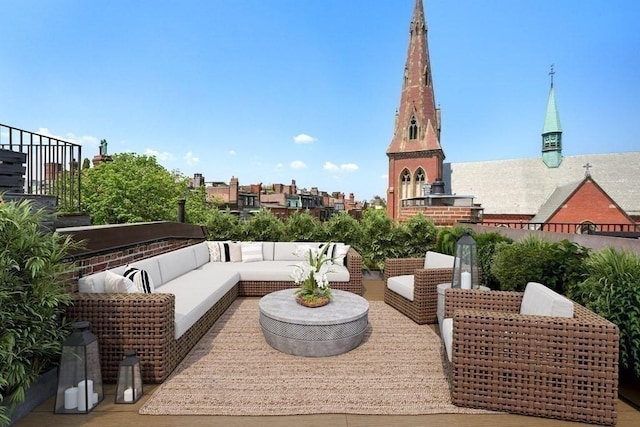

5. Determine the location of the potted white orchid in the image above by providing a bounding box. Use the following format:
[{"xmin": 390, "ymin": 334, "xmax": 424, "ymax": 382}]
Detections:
[{"xmin": 290, "ymin": 244, "xmax": 334, "ymax": 307}]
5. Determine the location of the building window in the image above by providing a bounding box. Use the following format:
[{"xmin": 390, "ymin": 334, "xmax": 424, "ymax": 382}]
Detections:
[
  {"xmin": 401, "ymin": 170, "xmax": 411, "ymax": 200},
  {"xmin": 576, "ymin": 221, "xmax": 598, "ymax": 235},
  {"xmin": 409, "ymin": 116, "xmax": 418, "ymax": 140},
  {"xmin": 415, "ymin": 168, "xmax": 426, "ymax": 196},
  {"xmin": 424, "ymin": 66, "xmax": 431, "ymax": 86}
]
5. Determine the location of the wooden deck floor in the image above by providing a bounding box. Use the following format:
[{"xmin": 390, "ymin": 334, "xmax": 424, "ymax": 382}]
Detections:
[{"xmin": 15, "ymin": 280, "xmax": 640, "ymax": 427}]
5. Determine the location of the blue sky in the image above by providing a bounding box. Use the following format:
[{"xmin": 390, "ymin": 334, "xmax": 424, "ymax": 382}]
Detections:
[{"xmin": 1, "ymin": 0, "xmax": 638, "ymax": 201}]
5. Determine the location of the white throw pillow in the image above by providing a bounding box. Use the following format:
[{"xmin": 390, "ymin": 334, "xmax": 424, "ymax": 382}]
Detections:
[
  {"xmin": 333, "ymin": 244, "xmax": 350, "ymax": 266},
  {"xmin": 207, "ymin": 241, "xmax": 222, "ymax": 262},
  {"xmin": 520, "ymin": 282, "xmax": 574, "ymax": 318},
  {"xmin": 229, "ymin": 242, "xmax": 242, "ymax": 262},
  {"xmin": 241, "ymin": 242, "xmax": 263, "ymax": 263},
  {"xmin": 123, "ymin": 267, "xmax": 155, "ymax": 293},
  {"xmin": 104, "ymin": 271, "xmax": 137, "ymax": 293}
]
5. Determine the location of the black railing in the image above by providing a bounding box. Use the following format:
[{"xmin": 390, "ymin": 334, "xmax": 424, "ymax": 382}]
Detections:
[
  {"xmin": 481, "ymin": 221, "xmax": 640, "ymax": 237},
  {"xmin": 0, "ymin": 123, "xmax": 82, "ymax": 212}
]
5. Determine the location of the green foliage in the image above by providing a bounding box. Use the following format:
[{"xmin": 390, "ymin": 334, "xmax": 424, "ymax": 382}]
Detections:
[
  {"xmin": 81, "ymin": 153, "xmax": 188, "ymax": 224},
  {"xmin": 324, "ymin": 211, "xmax": 363, "ymax": 249},
  {"xmin": 82, "ymin": 158, "xmax": 91, "ymax": 169},
  {"xmin": 184, "ymin": 186, "xmax": 210, "ymax": 225},
  {"xmin": 284, "ymin": 210, "xmax": 326, "ymax": 242},
  {"xmin": 435, "ymin": 226, "xmax": 467, "ymax": 255},
  {"xmin": 474, "ymin": 231, "xmax": 513, "ymax": 289},
  {"xmin": 238, "ymin": 209, "xmax": 286, "ymax": 241},
  {"xmin": 0, "ymin": 200, "xmax": 78, "ymax": 425},
  {"xmin": 359, "ymin": 209, "xmax": 398, "ymax": 271},
  {"xmin": 491, "ymin": 235, "xmax": 589, "ymax": 293},
  {"xmin": 568, "ymin": 247, "xmax": 640, "ymax": 378},
  {"xmin": 396, "ymin": 214, "xmax": 437, "ymax": 258},
  {"xmin": 203, "ymin": 208, "xmax": 242, "ymax": 241}
]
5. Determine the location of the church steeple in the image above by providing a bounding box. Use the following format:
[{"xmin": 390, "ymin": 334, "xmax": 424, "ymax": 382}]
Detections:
[
  {"xmin": 386, "ymin": 0, "xmax": 444, "ymax": 220},
  {"xmin": 542, "ymin": 65, "xmax": 563, "ymax": 168}
]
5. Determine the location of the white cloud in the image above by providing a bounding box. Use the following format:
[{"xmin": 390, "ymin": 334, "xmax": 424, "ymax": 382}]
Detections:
[
  {"xmin": 290, "ymin": 160, "xmax": 307, "ymax": 169},
  {"xmin": 229, "ymin": 150, "xmax": 236, "ymax": 156},
  {"xmin": 145, "ymin": 148, "xmax": 174, "ymax": 161},
  {"xmin": 293, "ymin": 133, "xmax": 317, "ymax": 144},
  {"xmin": 324, "ymin": 161, "xmax": 359, "ymax": 172},
  {"xmin": 36, "ymin": 127, "xmax": 100, "ymax": 150},
  {"xmin": 184, "ymin": 151, "xmax": 200, "ymax": 166}
]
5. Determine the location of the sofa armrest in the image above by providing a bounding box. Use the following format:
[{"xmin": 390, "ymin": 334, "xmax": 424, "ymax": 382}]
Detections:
[
  {"xmin": 345, "ymin": 247, "xmax": 362, "ymax": 282},
  {"xmin": 66, "ymin": 292, "xmax": 175, "ymax": 382},
  {"xmin": 444, "ymin": 288, "xmax": 522, "ymax": 318},
  {"xmin": 412, "ymin": 267, "xmax": 452, "ymax": 303},
  {"xmin": 383, "ymin": 258, "xmax": 424, "ymax": 280}
]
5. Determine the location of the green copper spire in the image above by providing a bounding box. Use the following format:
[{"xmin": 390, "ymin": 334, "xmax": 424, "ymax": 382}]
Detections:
[{"xmin": 542, "ymin": 65, "xmax": 562, "ymax": 168}]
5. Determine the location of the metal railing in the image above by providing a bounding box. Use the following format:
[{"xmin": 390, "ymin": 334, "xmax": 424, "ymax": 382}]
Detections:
[
  {"xmin": 0, "ymin": 123, "xmax": 82, "ymax": 212},
  {"xmin": 481, "ymin": 220, "xmax": 640, "ymax": 237}
]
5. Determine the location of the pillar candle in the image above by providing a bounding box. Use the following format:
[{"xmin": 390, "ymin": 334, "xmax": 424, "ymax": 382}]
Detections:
[
  {"xmin": 64, "ymin": 387, "xmax": 78, "ymax": 410},
  {"xmin": 123, "ymin": 387, "xmax": 134, "ymax": 403},
  {"xmin": 77, "ymin": 379, "xmax": 94, "ymax": 411},
  {"xmin": 461, "ymin": 271, "xmax": 471, "ymax": 289}
]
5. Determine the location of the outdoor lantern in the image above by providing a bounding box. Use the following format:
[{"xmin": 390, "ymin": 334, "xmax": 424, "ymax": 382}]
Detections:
[
  {"xmin": 451, "ymin": 230, "xmax": 479, "ymax": 289},
  {"xmin": 54, "ymin": 321, "xmax": 104, "ymax": 413},
  {"xmin": 115, "ymin": 350, "xmax": 143, "ymax": 404}
]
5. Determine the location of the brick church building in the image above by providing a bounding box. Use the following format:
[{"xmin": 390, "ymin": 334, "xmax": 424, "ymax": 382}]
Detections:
[{"xmin": 387, "ymin": 0, "xmax": 639, "ymax": 233}]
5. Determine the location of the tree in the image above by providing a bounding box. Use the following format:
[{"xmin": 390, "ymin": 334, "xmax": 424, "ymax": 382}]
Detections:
[
  {"xmin": 81, "ymin": 153, "xmax": 188, "ymax": 224},
  {"xmin": 82, "ymin": 158, "xmax": 91, "ymax": 169}
]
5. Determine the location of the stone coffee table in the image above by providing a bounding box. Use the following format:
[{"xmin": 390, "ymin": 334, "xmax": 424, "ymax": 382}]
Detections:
[{"xmin": 259, "ymin": 288, "xmax": 369, "ymax": 357}]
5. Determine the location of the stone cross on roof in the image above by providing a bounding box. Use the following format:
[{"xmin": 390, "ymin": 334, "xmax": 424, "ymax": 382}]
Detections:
[{"xmin": 583, "ymin": 162, "xmax": 592, "ymax": 176}]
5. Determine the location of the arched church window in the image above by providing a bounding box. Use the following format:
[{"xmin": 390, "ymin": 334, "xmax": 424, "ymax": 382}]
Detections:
[
  {"xmin": 576, "ymin": 221, "xmax": 598, "ymax": 235},
  {"xmin": 401, "ymin": 170, "xmax": 411, "ymax": 200},
  {"xmin": 414, "ymin": 168, "xmax": 426, "ymax": 196},
  {"xmin": 409, "ymin": 116, "xmax": 418, "ymax": 140}
]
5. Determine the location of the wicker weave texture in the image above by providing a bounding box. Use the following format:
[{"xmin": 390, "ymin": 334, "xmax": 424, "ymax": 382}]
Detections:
[
  {"xmin": 67, "ymin": 285, "xmax": 238, "ymax": 384},
  {"xmin": 445, "ymin": 290, "xmax": 619, "ymax": 426},
  {"xmin": 384, "ymin": 257, "xmax": 452, "ymax": 325}
]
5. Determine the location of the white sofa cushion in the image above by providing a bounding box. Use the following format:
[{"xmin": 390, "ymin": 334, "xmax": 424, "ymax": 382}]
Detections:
[
  {"xmin": 274, "ymin": 242, "xmax": 313, "ymax": 261},
  {"xmin": 156, "ymin": 245, "xmax": 198, "ymax": 284},
  {"xmin": 193, "ymin": 242, "xmax": 210, "ymax": 267},
  {"xmin": 441, "ymin": 318, "xmax": 453, "ymax": 362},
  {"xmin": 241, "ymin": 242, "xmax": 263, "ymax": 262},
  {"xmin": 198, "ymin": 260, "xmax": 350, "ymax": 282},
  {"xmin": 78, "ymin": 265, "xmax": 128, "ymax": 293},
  {"xmin": 159, "ymin": 271, "xmax": 240, "ymax": 339},
  {"xmin": 129, "ymin": 257, "xmax": 162, "ymax": 288},
  {"xmin": 261, "ymin": 241, "xmax": 275, "ymax": 261},
  {"xmin": 387, "ymin": 275, "xmax": 414, "ymax": 301},
  {"xmin": 424, "ymin": 251, "xmax": 454, "ymax": 269},
  {"xmin": 104, "ymin": 271, "xmax": 137, "ymax": 293},
  {"xmin": 520, "ymin": 282, "xmax": 574, "ymax": 318}
]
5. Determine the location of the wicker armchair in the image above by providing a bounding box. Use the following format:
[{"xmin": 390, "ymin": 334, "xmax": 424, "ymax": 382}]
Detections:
[
  {"xmin": 443, "ymin": 288, "xmax": 619, "ymax": 426},
  {"xmin": 384, "ymin": 255, "xmax": 453, "ymax": 324}
]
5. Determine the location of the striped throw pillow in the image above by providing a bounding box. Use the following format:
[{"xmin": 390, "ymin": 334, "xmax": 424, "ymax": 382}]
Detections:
[{"xmin": 123, "ymin": 267, "xmax": 155, "ymax": 293}]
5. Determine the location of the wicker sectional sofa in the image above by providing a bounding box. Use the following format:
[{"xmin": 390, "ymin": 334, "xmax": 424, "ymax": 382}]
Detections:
[{"xmin": 66, "ymin": 241, "xmax": 362, "ymax": 383}]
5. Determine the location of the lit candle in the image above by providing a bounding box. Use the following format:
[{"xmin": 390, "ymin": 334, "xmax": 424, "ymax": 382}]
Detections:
[
  {"xmin": 64, "ymin": 387, "xmax": 78, "ymax": 410},
  {"xmin": 123, "ymin": 387, "xmax": 133, "ymax": 403},
  {"xmin": 461, "ymin": 271, "xmax": 471, "ymax": 289}
]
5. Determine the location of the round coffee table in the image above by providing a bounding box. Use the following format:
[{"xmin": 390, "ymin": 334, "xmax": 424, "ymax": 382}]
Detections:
[{"xmin": 259, "ymin": 289, "xmax": 369, "ymax": 357}]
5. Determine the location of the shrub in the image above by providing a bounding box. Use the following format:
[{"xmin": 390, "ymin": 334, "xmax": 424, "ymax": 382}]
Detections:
[
  {"xmin": 568, "ymin": 247, "xmax": 640, "ymax": 378},
  {"xmin": 490, "ymin": 235, "xmax": 589, "ymax": 293},
  {"xmin": 359, "ymin": 209, "xmax": 398, "ymax": 271},
  {"xmin": 395, "ymin": 214, "xmax": 438, "ymax": 259},
  {"xmin": 0, "ymin": 200, "xmax": 78, "ymax": 425},
  {"xmin": 204, "ymin": 208, "xmax": 241, "ymax": 240},
  {"xmin": 324, "ymin": 211, "xmax": 363, "ymax": 250},
  {"xmin": 474, "ymin": 231, "xmax": 513, "ymax": 290},
  {"xmin": 238, "ymin": 209, "xmax": 285, "ymax": 241},
  {"xmin": 284, "ymin": 210, "xmax": 326, "ymax": 242}
]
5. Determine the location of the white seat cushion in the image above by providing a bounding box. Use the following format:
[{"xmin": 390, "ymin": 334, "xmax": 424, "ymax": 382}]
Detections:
[
  {"xmin": 424, "ymin": 251, "xmax": 454, "ymax": 269},
  {"xmin": 441, "ymin": 318, "xmax": 453, "ymax": 362},
  {"xmin": 198, "ymin": 261, "xmax": 350, "ymax": 282},
  {"xmin": 520, "ymin": 282, "xmax": 574, "ymax": 318},
  {"xmin": 387, "ymin": 275, "xmax": 414, "ymax": 301}
]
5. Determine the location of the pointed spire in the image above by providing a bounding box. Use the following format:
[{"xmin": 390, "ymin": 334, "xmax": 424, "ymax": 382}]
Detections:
[
  {"xmin": 387, "ymin": 0, "xmax": 442, "ymax": 155},
  {"xmin": 543, "ymin": 65, "xmax": 562, "ymax": 134},
  {"xmin": 542, "ymin": 65, "xmax": 563, "ymax": 167}
]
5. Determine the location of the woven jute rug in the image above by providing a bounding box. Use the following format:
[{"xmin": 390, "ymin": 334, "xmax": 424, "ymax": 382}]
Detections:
[{"xmin": 139, "ymin": 298, "xmax": 486, "ymax": 416}]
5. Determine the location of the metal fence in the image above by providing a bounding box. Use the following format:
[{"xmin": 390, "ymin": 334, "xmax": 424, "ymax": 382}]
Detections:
[
  {"xmin": 481, "ymin": 220, "xmax": 640, "ymax": 238},
  {"xmin": 0, "ymin": 123, "xmax": 82, "ymax": 212}
]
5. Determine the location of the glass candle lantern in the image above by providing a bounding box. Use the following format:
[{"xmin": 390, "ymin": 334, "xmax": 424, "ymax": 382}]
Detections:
[
  {"xmin": 115, "ymin": 350, "xmax": 143, "ymax": 404},
  {"xmin": 451, "ymin": 230, "xmax": 479, "ymax": 289},
  {"xmin": 54, "ymin": 321, "xmax": 103, "ymax": 413}
]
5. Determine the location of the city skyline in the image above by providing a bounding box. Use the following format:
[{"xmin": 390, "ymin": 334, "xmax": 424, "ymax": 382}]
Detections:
[{"xmin": 1, "ymin": 0, "xmax": 638, "ymax": 201}]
